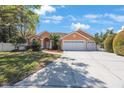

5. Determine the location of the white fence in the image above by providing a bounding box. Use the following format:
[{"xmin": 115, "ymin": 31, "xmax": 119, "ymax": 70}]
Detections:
[{"xmin": 0, "ymin": 43, "xmax": 27, "ymax": 52}]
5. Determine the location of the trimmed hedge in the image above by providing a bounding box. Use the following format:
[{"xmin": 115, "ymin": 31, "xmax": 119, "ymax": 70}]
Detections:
[
  {"xmin": 104, "ymin": 34, "xmax": 116, "ymax": 53},
  {"xmin": 113, "ymin": 29, "xmax": 124, "ymax": 56}
]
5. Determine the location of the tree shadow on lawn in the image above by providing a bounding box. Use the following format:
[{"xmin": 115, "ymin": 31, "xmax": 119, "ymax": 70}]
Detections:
[
  {"xmin": 0, "ymin": 52, "xmax": 58, "ymax": 86},
  {"xmin": 15, "ymin": 62, "xmax": 107, "ymax": 88}
]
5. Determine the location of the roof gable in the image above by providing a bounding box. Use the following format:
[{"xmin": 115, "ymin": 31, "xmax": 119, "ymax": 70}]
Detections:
[
  {"xmin": 39, "ymin": 31, "xmax": 50, "ymax": 39},
  {"xmin": 60, "ymin": 31, "xmax": 90, "ymax": 40},
  {"xmin": 76, "ymin": 29, "xmax": 94, "ymax": 40},
  {"xmin": 28, "ymin": 35, "xmax": 40, "ymax": 39},
  {"xmin": 61, "ymin": 29, "xmax": 94, "ymax": 41}
]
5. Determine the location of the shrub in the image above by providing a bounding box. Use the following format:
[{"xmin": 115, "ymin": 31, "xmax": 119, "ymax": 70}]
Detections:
[
  {"xmin": 104, "ymin": 34, "xmax": 116, "ymax": 53},
  {"xmin": 26, "ymin": 40, "xmax": 41, "ymax": 51},
  {"xmin": 32, "ymin": 44, "xmax": 40, "ymax": 51},
  {"xmin": 11, "ymin": 49, "xmax": 18, "ymax": 52},
  {"xmin": 26, "ymin": 45, "xmax": 31, "ymax": 50},
  {"xmin": 113, "ymin": 29, "xmax": 124, "ymax": 56},
  {"xmin": 31, "ymin": 39, "xmax": 41, "ymax": 51},
  {"xmin": 0, "ymin": 75, "xmax": 8, "ymax": 86}
]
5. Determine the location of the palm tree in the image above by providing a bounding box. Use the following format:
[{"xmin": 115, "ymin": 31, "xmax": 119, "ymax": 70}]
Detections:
[
  {"xmin": 94, "ymin": 29, "xmax": 114, "ymax": 48},
  {"xmin": 50, "ymin": 34, "xmax": 60, "ymax": 50}
]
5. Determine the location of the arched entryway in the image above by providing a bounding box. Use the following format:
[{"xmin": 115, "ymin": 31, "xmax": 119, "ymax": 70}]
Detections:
[
  {"xmin": 43, "ymin": 38, "xmax": 50, "ymax": 49},
  {"xmin": 29, "ymin": 36, "xmax": 41, "ymax": 46}
]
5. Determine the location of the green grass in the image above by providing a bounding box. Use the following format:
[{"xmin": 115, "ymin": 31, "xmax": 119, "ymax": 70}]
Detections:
[{"xmin": 0, "ymin": 51, "xmax": 60, "ymax": 86}]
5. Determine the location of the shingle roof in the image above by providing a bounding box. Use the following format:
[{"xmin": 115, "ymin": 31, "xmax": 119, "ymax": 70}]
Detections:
[
  {"xmin": 76, "ymin": 29, "xmax": 94, "ymax": 40},
  {"xmin": 37, "ymin": 30, "xmax": 94, "ymax": 40},
  {"xmin": 37, "ymin": 31, "xmax": 48, "ymax": 36},
  {"xmin": 50, "ymin": 32, "xmax": 67, "ymax": 37},
  {"xmin": 38, "ymin": 31, "xmax": 67, "ymax": 37}
]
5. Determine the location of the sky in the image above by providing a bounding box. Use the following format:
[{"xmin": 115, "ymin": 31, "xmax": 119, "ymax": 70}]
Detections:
[{"xmin": 35, "ymin": 5, "xmax": 124, "ymax": 35}]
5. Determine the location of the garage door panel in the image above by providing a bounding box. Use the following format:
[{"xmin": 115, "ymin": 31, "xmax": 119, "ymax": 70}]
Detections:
[
  {"xmin": 62, "ymin": 40, "xmax": 86, "ymax": 51},
  {"xmin": 87, "ymin": 42, "xmax": 96, "ymax": 50}
]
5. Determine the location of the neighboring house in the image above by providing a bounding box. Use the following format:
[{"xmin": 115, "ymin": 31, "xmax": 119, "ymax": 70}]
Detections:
[{"xmin": 27, "ymin": 29, "xmax": 97, "ymax": 51}]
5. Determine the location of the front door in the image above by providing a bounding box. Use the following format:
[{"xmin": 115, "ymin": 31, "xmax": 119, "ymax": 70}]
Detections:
[{"xmin": 43, "ymin": 38, "xmax": 50, "ymax": 49}]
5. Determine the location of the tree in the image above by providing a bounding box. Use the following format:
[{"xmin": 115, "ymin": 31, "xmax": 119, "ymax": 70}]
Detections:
[
  {"xmin": 0, "ymin": 5, "xmax": 41, "ymax": 43},
  {"xmin": 0, "ymin": 6, "xmax": 19, "ymax": 42},
  {"xmin": 94, "ymin": 33, "xmax": 101, "ymax": 45},
  {"xmin": 16, "ymin": 5, "xmax": 40, "ymax": 39},
  {"xmin": 104, "ymin": 34, "xmax": 116, "ymax": 53},
  {"xmin": 113, "ymin": 29, "xmax": 124, "ymax": 56},
  {"xmin": 50, "ymin": 34, "xmax": 60, "ymax": 50},
  {"xmin": 94, "ymin": 29, "xmax": 114, "ymax": 48}
]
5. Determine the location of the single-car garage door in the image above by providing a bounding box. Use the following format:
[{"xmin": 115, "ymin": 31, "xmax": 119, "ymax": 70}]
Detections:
[
  {"xmin": 62, "ymin": 40, "xmax": 86, "ymax": 51},
  {"xmin": 87, "ymin": 41, "xmax": 97, "ymax": 50}
]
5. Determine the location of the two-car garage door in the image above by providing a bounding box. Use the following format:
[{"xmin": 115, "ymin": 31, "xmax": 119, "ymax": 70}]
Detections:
[{"xmin": 62, "ymin": 40, "xmax": 96, "ymax": 51}]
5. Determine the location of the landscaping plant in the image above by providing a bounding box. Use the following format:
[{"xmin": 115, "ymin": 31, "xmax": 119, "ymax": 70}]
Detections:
[
  {"xmin": 113, "ymin": 29, "xmax": 124, "ymax": 56},
  {"xmin": 94, "ymin": 29, "xmax": 114, "ymax": 48},
  {"xmin": 104, "ymin": 34, "xmax": 116, "ymax": 53},
  {"xmin": 50, "ymin": 34, "xmax": 60, "ymax": 50},
  {"xmin": 31, "ymin": 39, "xmax": 41, "ymax": 51}
]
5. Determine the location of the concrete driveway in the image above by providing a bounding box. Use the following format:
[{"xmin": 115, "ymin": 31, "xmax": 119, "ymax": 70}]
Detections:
[{"xmin": 14, "ymin": 51, "xmax": 124, "ymax": 88}]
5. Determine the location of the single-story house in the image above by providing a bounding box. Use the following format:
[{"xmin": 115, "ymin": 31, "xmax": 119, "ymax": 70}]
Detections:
[{"xmin": 27, "ymin": 29, "xmax": 97, "ymax": 51}]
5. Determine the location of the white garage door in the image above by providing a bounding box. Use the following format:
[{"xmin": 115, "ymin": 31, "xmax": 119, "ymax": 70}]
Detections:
[
  {"xmin": 62, "ymin": 40, "xmax": 86, "ymax": 51},
  {"xmin": 87, "ymin": 41, "xmax": 97, "ymax": 50}
]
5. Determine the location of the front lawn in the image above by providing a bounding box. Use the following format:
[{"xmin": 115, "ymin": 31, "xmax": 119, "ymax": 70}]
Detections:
[{"xmin": 0, "ymin": 51, "xmax": 60, "ymax": 86}]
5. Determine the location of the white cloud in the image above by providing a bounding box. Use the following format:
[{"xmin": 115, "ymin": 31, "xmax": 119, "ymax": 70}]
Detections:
[
  {"xmin": 118, "ymin": 26, "xmax": 124, "ymax": 32},
  {"xmin": 90, "ymin": 19, "xmax": 114, "ymax": 25},
  {"xmin": 42, "ymin": 20, "xmax": 50, "ymax": 23},
  {"xmin": 101, "ymin": 29, "xmax": 106, "ymax": 33},
  {"xmin": 42, "ymin": 15, "xmax": 64, "ymax": 24},
  {"xmin": 85, "ymin": 13, "xmax": 124, "ymax": 24},
  {"xmin": 71, "ymin": 23, "xmax": 90, "ymax": 30},
  {"xmin": 107, "ymin": 27, "xmax": 114, "ymax": 30},
  {"xmin": 104, "ymin": 13, "xmax": 124, "ymax": 22},
  {"xmin": 52, "ymin": 21, "xmax": 61, "ymax": 24},
  {"xmin": 117, "ymin": 29, "xmax": 121, "ymax": 32},
  {"xmin": 67, "ymin": 15, "xmax": 77, "ymax": 21},
  {"xmin": 116, "ymin": 26, "xmax": 124, "ymax": 32},
  {"xmin": 84, "ymin": 14, "xmax": 102, "ymax": 19},
  {"xmin": 48, "ymin": 15, "xmax": 64, "ymax": 21},
  {"xmin": 56, "ymin": 5, "xmax": 65, "ymax": 9},
  {"xmin": 60, "ymin": 5, "xmax": 65, "ymax": 8},
  {"xmin": 84, "ymin": 14, "xmax": 124, "ymax": 22},
  {"xmin": 121, "ymin": 26, "xmax": 124, "ymax": 29},
  {"xmin": 34, "ymin": 5, "xmax": 56, "ymax": 15},
  {"xmin": 90, "ymin": 19, "xmax": 99, "ymax": 23}
]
